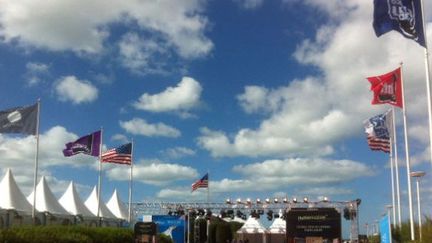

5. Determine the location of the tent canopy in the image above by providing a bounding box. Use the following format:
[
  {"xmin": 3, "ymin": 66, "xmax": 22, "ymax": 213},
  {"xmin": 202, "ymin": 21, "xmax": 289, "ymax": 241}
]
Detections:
[
  {"xmin": 27, "ymin": 176, "xmax": 69, "ymax": 215},
  {"xmin": 84, "ymin": 186, "xmax": 116, "ymax": 219},
  {"xmin": 106, "ymin": 189, "xmax": 128, "ymax": 220},
  {"xmin": 59, "ymin": 181, "xmax": 94, "ymax": 217},
  {"xmin": 0, "ymin": 168, "xmax": 32, "ymax": 213},
  {"xmin": 237, "ymin": 216, "xmax": 267, "ymax": 234}
]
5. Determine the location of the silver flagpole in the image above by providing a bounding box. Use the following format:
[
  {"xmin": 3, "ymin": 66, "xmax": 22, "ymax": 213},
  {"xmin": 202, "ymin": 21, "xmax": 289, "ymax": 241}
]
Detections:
[
  {"xmin": 419, "ymin": 0, "xmax": 432, "ymax": 170},
  {"xmin": 389, "ymin": 135, "xmax": 396, "ymax": 229},
  {"xmin": 391, "ymin": 107, "xmax": 402, "ymax": 228},
  {"xmin": 97, "ymin": 128, "xmax": 103, "ymax": 226},
  {"xmin": 128, "ymin": 139, "xmax": 134, "ymax": 223},
  {"xmin": 400, "ymin": 63, "xmax": 415, "ymax": 241},
  {"xmin": 207, "ymin": 171, "xmax": 210, "ymax": 203},
  {"xmin": 32, "ymin": 99, "xmax": 41, "ymax": 222}
]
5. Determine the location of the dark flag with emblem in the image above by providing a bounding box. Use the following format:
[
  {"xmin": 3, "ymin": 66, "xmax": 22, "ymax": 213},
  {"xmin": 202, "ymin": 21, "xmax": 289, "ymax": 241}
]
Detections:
[
  {"xmin": 63, "ymin": 130, "xmax": 101, "ymax": 157},
  {"xmin": 102, "ymin": 143, "xmax": 132, "ymax": 165},
  {"xmin": 192, "ymin": 173, "xmax": 208, "ymax": 192},
  {"xmin": 373, "ymin": 0, "xmax": 426, "ymax": 47},
  {"xmin": 367, "ymin": 67, "xmax": 403, "ymax": 108},
  {"xmin": 364, "ymin": 111, "xmax": 392, "ymax": 153},
  {"xmin": 0, "ymin": 103, "xmax": 38, "ymax": 135}
]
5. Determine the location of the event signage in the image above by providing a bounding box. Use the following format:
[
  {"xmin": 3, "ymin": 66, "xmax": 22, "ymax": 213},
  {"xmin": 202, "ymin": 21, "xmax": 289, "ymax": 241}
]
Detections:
[
  {"xmin": 152, "ymin": 215, "xmax": 185, "ymax": 243},
  {"xmin": 134, "ymin": 222, "xmax": 157, "ymax": 235},
  {"xmin": 379, "ymin": 214, "xmax": 392, "ymax": 243},
  {"xmin": 286, "ymin": 208, "xmax": 341, "ymax": 239}
]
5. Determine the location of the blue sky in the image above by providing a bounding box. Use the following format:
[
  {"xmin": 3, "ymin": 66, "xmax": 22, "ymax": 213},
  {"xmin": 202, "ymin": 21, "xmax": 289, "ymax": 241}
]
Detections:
[{"xmin": 0, "ymin": 0, "xmax": 431, "ymax": 235}]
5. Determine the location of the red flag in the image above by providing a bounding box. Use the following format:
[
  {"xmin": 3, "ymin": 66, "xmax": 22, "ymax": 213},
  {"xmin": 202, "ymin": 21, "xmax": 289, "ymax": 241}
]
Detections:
[{"xmin": 367, "ymin": 67, "xmax": 402, "ymax": 108}]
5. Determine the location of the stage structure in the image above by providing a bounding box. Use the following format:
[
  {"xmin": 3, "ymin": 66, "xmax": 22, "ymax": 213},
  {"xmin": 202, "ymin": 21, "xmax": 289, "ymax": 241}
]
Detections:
[{"xmin": 131, "ymin": 198, "xmax": 361, "ymax": 241}]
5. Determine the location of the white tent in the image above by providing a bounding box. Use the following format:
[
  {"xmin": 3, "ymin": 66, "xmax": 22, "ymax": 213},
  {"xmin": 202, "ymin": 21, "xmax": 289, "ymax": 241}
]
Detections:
[
  {"xmin": 59, "ymin": 181, "xmax": 94, "ymax": 217},
  {"xmin": 0, "ymin": 168, "xmax": 32, "ymax": 213},
  {"xmin": 27, "ymin": 176, "xmax": 69, "ymax": 216},
  {"xmin": 268, "ymin": 217, "xmax": 286, "ymax": 234},
  {"xmin": 236, "ymin": 216, "xmax": 267, "ymax": 243},
  {"xmin": 84, "ymin": 186, "xmax": 116, "ymax": 219},
  {"xmin": 106, "ymin": 189, "xmax": 128, "ymax": 220}
]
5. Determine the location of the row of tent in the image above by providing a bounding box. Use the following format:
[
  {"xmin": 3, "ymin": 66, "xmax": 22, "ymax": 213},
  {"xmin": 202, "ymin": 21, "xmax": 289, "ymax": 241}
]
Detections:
[
  {"xmin": 236, "ymin": 216, "xmax": 286, "ymax": 243},
  {"xmin": 0, "ymin": 168, "xmax": 129, "ymax": 226}
]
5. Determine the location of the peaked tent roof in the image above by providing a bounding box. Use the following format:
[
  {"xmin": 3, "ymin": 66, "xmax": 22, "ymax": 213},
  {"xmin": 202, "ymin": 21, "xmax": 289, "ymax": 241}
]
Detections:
[
  {"xmin": 27, "ymin": 176, "xmax": 69, "ymax": 215},
  {"xmin": 0, "ymin": 168, "xmax": 32, "ymax": 212},
  {"xmin": 59, "ymin": 181, "xmax": 94, "ymax": 217},
  {"xmin": 237, "ymin": 216, "xmax": 267, "ymax": 234},
  {"xmin": 106, "ymin": 189, "xmax": 128, "ymax": 220},
  {"xmin": 268, "ymin": 217, "xmax": 286, "ymax": 233},
  {"xmin": 84, "ymin": 186, "xmax": 116, "ymax": 219}
]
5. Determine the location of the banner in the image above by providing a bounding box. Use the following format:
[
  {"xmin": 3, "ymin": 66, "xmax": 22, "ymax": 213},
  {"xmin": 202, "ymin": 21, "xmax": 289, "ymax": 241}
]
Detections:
[{"xmin": 379, "ymin": 214, "xmax": 392, "ymax": 243}]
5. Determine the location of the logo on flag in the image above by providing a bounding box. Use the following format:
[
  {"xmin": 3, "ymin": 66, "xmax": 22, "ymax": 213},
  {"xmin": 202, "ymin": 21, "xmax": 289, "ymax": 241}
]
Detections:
[
  {"xmin": 367, "ymin": 67, "xmax": 403, "ymax": 108},
  {"xmin": 0, "ymin": 103, "xmax": 38, "ymax": 135},
  {"xmin": 102, "ymin": 143, "xmax": 132, "ymax": 165},
  {"xmin": 63, "ymin": 130, "xmax": 101, "ymax": 157},
  {"xmin": 192, "ymin": 173, "xmax": 208, "ymax": 192},
  {"xmin": 373, "ymin": 0, "xmax": 425, "ymax": 47},
  {"xmin": 364, "ymin": 111, "xmax": 391, "ymax": 153}
]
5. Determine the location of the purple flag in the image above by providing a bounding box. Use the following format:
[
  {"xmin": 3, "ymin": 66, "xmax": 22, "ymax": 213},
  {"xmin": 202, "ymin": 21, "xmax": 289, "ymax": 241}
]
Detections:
[{"xmin": 63, "ymin": 130, "xmax": 101, "ymax": 157}]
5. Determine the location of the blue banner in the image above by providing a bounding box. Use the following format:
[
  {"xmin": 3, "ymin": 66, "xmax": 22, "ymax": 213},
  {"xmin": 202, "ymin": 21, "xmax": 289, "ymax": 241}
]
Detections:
[
  {"xmin": 379, "ymin": 214, "xmax": 392, "ymax": 243},
  {"xmin": 152, "ymin": 215, "xmax": 185, "ymax": 243}
]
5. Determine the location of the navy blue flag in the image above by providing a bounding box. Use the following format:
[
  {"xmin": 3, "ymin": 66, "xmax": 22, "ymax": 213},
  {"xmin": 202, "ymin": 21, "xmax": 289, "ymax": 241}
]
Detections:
[
  {"xmin": 0, "ymin": 103, "xmax": 38, "ymax": 135},
  {"xmin": 373, "ymin": 0, "xmax": 426, "ymax": 47}
]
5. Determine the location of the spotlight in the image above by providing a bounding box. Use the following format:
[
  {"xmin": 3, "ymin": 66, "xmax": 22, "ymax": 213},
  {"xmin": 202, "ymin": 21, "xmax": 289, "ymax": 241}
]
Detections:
[
  {"xmin": 256, "ymin": 198, "xmax": 262, "ymax": 204},
  {"xmin": 226, "ymin": 198, "xmax": 231, "ymax": 204},
  {"xmin": 236, "ymin": 198, "xmax": 242, "ymax": 204},
  {"xmin": 323, "ymin": 197, "xmax": 328, "ymax": 202},
  {"xmin": 274, "ymin": 198, "xmax": 279, "ymax": 203},
  {"xmin": 303, "ymin": 197, "xmax": 308, "ymax": 203},
  {"xmin": 292, "ymin": 198, "xmax": 297, "ymax": 203},
  {"xmin": 283, "ymin": 197, "xmax": 288, "ymax": 203},
  {"xmin": 267, "ymin": 210, "xmax": 273, "ymax": 221},
  {"xmin": 265, "ymin": 198, "xmax": 271, "ymax": 204},
  {"xmin": 246, "ymin": 198, "xmax": 252, "ymax": 204}
]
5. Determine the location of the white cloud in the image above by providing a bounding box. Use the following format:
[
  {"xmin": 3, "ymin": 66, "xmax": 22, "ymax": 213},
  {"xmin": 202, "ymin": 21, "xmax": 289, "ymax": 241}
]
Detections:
[
  {"xmin": 198, "ymin": 1, "xmax": 432, "ymax": 161},
  {"xmin": 106, "ymin": 159, "xmax": 198, "ymax": 186},
  {"xmin": 25, "ymin": 62, "xmax": 50, "ymax": 86},
  {"xmin": 233, "ymin": 0, "xmax": 264, "ymax": 10},
  {"xmin": 160, "ymin": 147, "xmax": 196, "ymax": 159},
  {"xmin": 133, "ymin": 77, "xmax": 202, "ymax": 116},
  {"xmin": 110, "ymin": 134, "xmax": 130, "ymax": 144},
  {"xmin": 0, "ymin": 126, "xmax": 99, "ymax": 195},
  {"xmin": 120, "ymin": 118, "xmax": 181, "ymax": 138},
  {"xmin": 0, "ymin": 0, "xmax": 213, "ymax": 58},
  {"xmin": 54, "ymin": 76, "xmax": 98, "ymax": 104}
]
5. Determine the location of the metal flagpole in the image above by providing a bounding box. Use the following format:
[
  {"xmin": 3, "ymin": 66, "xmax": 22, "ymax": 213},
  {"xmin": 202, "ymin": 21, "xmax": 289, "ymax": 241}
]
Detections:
[
  {"xmin": 128, "ymin": 139, "xmax": 134, "ymax": 223},
  {"xmin": 32, "ymin": 99, "xmax": 41, "ymax": 222},
  {"xmin": 389, "ymin": 138, "xmax": 396, "ymax": 229},
  {"xmin": 97, "ymin": 128, "xmax": 103, "ymax": 226},
  {"xmin": 207, "ymin": 171, "xmax": 210, "ymax": 203},
  {"xmin": 391, "ymin": 107, "xmax": 402, "ymax": 228},
  {"xmin": 400, "ymin": 63, "xmax": 415, "ymax": 241},
  {"xmin": 419, "ymin": 0, "xmax": 432, "ymax": 170}
]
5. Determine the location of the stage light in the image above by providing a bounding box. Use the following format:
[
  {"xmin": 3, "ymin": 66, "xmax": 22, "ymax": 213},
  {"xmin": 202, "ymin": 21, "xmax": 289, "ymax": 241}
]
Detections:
[
  {"xmin": 246, "ymin": 198, "xmax": 252, "ymax": 204},
  {"xmin": 274, "ymin": 198, "xmax": 279, "ymax": 203},
  {"xmin": 256, "ymin": 198, "xmax": 261, "ymax": 204},
  {"xmin": 265, "ymin": 198, "xmax": 271, "ymax": 204},
  {"xmin": 225, "ymin": 198, "xmax": 231, "ymax": 204},
  {"xmin": 303, "ymin": 197, "xmax": 308, "ymax": 203},
  {"xmin": 283, "ymin": 197, "xmax": 288, "ymax": 203},
  {"xmin": 236, "ymin": 198, "xmax": 242, "ymax": 204},
  {"xmin": 323, "ymin": 197, "xmax": 329, "ymax": 202},
  {"xmin": 292, "ymin": 197, "xmax": 297, "ymax": 203}
]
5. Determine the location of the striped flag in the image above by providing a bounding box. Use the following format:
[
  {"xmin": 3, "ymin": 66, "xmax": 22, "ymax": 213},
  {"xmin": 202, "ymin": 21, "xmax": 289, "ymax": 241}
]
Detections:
[
  {"xmin": 101, "ymin": 143, "xmax": 132, "ymax": 165},
  {"xmin": 192, "ymin": 173, "xmax": 208, "ymax": 192},
  {"xmin": 364, "ymin": 111, "xmax": 391, "ymax": 153}
]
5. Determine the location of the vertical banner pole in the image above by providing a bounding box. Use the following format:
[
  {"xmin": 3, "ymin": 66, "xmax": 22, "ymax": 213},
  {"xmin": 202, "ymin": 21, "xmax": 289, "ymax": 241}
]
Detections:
[
  {"xmin": 32, "ymin": 99, "xmax": 41, "ymax": 222},
  {"xmin": 400, "ymin": 63, "xmax": 415, "ymax": 240},
  {"xmin": 97, "ymin": 128, "xmax": 103, "ymax": 225},
  {"xmin": 128, "ymin": 139, "xmax": 134, "ymax": 223},
  {"xmin": 391, "ymin": 107, "xmax": 402, "ymax": 228},
  {"xmin": 389, "ymin": 141, "xmax": 396, "ymax": 229}
]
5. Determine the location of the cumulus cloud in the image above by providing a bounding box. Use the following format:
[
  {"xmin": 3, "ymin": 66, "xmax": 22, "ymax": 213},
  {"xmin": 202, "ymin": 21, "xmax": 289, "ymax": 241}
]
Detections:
[
  {"xmin": 198, "ymin": 1, "xmax": 432, "ymax": 161},
  {"xmin": 0, "ymin": 0, "xmax": 213, "ymax": 58},
  {"xmin": 54, "ymin": 76, "xmax": 98, "ymax": 104},
  {"xmin": 133, "ymin": 77, "xmax": 202, "ymax": 116},
  {"xmin": 106, "ymin": 159, "xmax": 198, "ymax": 185},
  {"xmin": 120, "ymin": 118, "xmax": 181, "ymax": 138},
  {"xmin": 24, "ymin": 62, "xmax": 50, "ymax": 86},
  {"xmin": 233, "ymin": 0, "xmax": 264, "ymax": 10},
  {"xmin": 160, "ymin": 147, "xmax": 196, "ymax": 159},
  {"xmin": 0, "ymin": 126, "xmax": 99, "ymax": 195}
]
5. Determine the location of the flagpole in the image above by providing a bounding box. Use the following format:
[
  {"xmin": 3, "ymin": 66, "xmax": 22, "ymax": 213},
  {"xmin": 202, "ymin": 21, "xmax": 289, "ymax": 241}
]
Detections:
[
  {"xmin": 31, "ymin": 99, "xmax": 41, "ymax": 222},
  {"xmin": 419, "ymin": 0, "xmax": 432, "ymax": 171},
  {"xmin": 389, "ymin": 138, "xmax": 396, "ymax": 229},
  {"xmin": 400, "ymin": 63, "xmax": 415, "ymax": 241},
  {"xmin": 97, "ymin": 127, "xmax": 103, "ymax": 226},
  {"xmin": 207, "ymin": 171, "xmax": 210, "ymax": 204},
  {"xmin": 128, "ymin": 139, "xmax": 134, "ymax": 223},
  {"xmin": 391, "ymin": 107, "xmax": 402, "ymax": 228}
]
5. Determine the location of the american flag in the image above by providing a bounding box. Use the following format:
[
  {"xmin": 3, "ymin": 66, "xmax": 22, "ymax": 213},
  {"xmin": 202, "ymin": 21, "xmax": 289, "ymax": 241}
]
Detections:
[
  {"xmin": 364, "ymin": 111, "xmax": 391, "ymax": 153},
  {"xmin": 101, "ymin": 143, "xmax": 132, "ymax": 165},
  {"xmin": 192, "ymin": 173, "xmax": 208, "ymax": 192}
]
